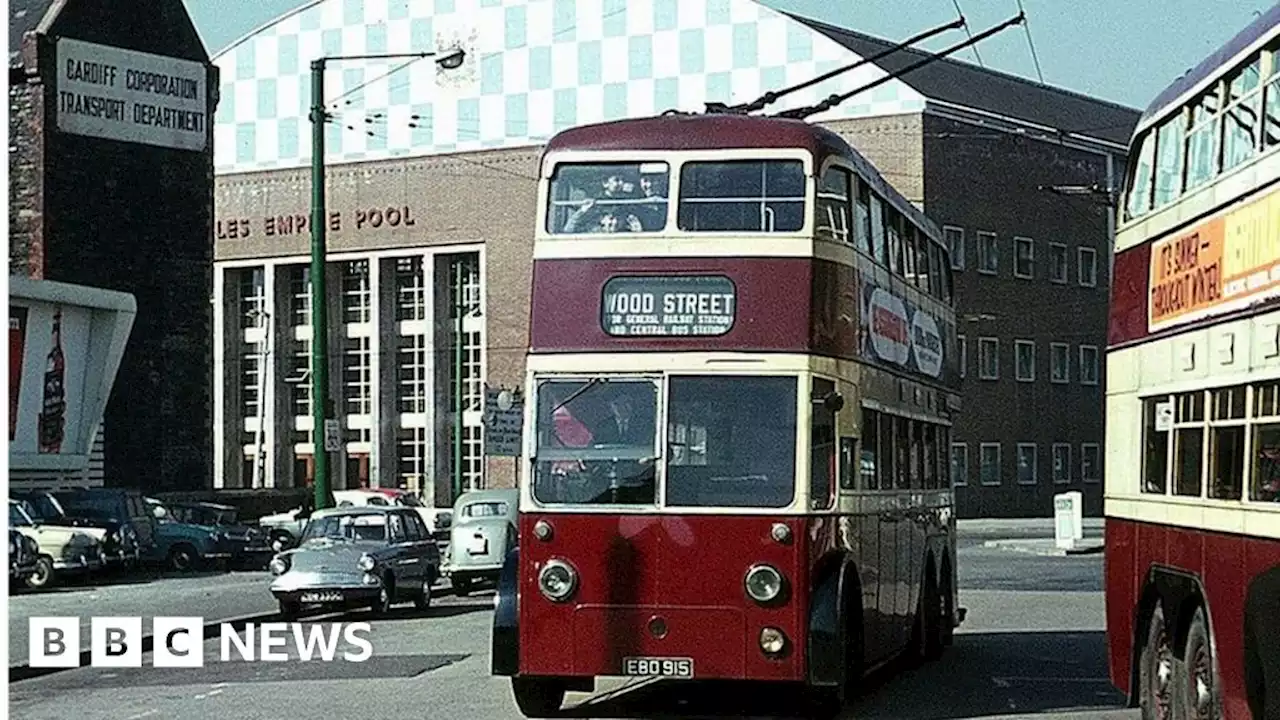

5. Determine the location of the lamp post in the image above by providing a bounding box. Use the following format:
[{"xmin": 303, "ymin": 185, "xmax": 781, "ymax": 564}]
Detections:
[{"xmin": 309, "ymin": 47, "xmax": 466, "ymax": 511}]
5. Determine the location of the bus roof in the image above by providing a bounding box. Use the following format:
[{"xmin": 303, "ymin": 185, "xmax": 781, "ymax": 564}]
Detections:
[
  {"xmin": 544, "ymin": 113, "xmax": 854, "ymax": 158},
  {"xmin": 1139, "ymin": 5, "xmax": 1280, "ymax": 129}
]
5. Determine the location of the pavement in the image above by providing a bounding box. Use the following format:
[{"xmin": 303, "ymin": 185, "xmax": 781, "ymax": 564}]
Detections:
[{"xmin": 8, "ymin": 517, "xmax": 1135, "ymax": 720}]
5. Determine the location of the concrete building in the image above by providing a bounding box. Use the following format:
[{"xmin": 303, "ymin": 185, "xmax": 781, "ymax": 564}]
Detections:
[
  {"xmin": 9, "ymin": 0, "xmax": 219, "ymax": 491},
  {"xmin": 211, "ymin": 0, "xmax": 1139, "ymax": 516}
]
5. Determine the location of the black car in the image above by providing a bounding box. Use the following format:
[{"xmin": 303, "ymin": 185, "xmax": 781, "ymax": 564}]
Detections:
[
  {"xmin": 50, "ymin": 488, "xmax": 157, "ymax": 564},
  {"xmin": 11, "ymin": 490, "xmax": 142, "ymax": 569},
  {"xmin": 168, "ymin": 501, "xmax": 274, "ymax": 568}
]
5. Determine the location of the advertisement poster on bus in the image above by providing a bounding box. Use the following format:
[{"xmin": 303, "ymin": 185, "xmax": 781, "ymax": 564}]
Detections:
[
  {"xmin": 1148, "ymin": 183, "xmax": 1280, "ymax": 332},
  {"xmin": 10, "ymin": 306, "xmax": 27, "ymax": 440},
  {"xmin": 860, "ymin": 280, "xmax": 948, "ymax": 381}
]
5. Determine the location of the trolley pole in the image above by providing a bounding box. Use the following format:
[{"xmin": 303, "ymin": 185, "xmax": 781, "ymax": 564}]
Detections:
[{"xmin": 306, "ymin": 48, "xmax": 467, "ymax": 511}]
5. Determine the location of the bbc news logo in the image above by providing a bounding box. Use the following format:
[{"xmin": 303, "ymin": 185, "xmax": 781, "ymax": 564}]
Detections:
[{"xmin": 29, "ymin": 617, "xmax": 373, "ymax": 667}]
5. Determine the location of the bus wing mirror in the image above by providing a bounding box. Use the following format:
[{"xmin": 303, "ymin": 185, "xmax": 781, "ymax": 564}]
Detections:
[{"xmin": 813, "ymin": 391, "xmax": 844, "ymax": 413}]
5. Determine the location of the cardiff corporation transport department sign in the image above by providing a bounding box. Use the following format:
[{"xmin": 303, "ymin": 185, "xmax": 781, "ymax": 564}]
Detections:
[{"xmin": 55, "ymin": 38, "xmax": 208, "ymax": 152}]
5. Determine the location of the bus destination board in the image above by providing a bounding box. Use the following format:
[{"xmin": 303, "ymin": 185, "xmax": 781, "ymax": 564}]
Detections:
[{"xmin": 601, "ymin": 275, "xmax": 736, "ymax": 337}]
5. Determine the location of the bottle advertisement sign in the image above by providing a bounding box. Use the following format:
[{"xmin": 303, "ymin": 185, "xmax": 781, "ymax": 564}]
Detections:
[
  {"xmin": 9, "ymin": 301, "xmax": 86, "ymax": 457},
  {"xmin": 862, "ymin": 284, "xmax": 945, "ymax": 379}
]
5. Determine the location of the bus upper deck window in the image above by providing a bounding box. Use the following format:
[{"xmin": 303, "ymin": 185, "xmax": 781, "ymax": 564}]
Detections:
[
  {"xmin": 547, "ymin": 161, "xmax": 670, "ymax": 235},
  {"xmin": 677, "ymin": 160, "xmax": 805, "ymax": 232}
]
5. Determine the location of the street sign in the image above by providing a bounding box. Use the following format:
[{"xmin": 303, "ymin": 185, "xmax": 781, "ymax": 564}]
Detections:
[
  {"xmin": 323, "ymin": 419, "xmax": 342, "ymax": 452},
  {"xmin": 484, "ymin": 387, "xmax": 523, "ymax": 456}
]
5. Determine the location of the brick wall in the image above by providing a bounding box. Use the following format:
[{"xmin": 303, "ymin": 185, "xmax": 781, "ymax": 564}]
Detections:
[{"xmin": 8, "ymin": 77, "xmax": 42, "ymax": 278}]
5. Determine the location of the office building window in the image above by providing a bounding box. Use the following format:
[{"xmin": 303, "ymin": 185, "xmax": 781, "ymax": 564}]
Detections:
[
  {"xmin": 951, "ymin": 443, "xmax": 968, "ymax": 486},
  {"xmin": 1049, "ymin": 243, "xmax": 1068, "ymax": 283},
  {"xmin": 1014, "ymin": 237, "xmax": 1034, "ymax": 279},
  {"xmin": 1050, "ymin": 342, "xmax": 1070, "ymax": 383},
  {"xmin": 1015, "ymin": 340, "xmax": 1035, "ymax": 382},
  {"xmin": 1053, "ymin": 443, "xmax": 1071, "ymax": 484},
  {"xmin": 343, "ymin": 336, "xmax": 373, "ymax": 416},
  {"xmin": 289, "ymin": 266, "xmax": 311, "ymax": 327},
  {"xmin": 398, "ymin": 337, "xmax": 429, "ymax": 414},
  {"xmin": 342, "ymin": 259, "xmax": 371, "ymax": 324},
  {"xmin": 977, "ymin": 231, "xmax": 997, "ymax": 274},
  {"xmin": 944, "ymin": 226, "xmax": 965, "ymax": 270},
  {"xmin": 980, "ymin": 443, "xmax": 1001, "ymax": 485},
  {"xmin": 1082, "ymin": 442, "xmax": 1101, "ymax": 484},
  {"xmin": 1078, "ymin": 247, "xmax": 1098, "ymax": 287},
  {"xmin": 978, "ymin": 337, "xmax": 999, "ymax": 379},
  {"xmin": 395, "ymin": 256, "xmax": 427, "ymax": 322},
  {"xmin": 957, "ymin": 335, "xmax": 967, "ymax": 378},
  {"xmin": 1080, "ymin": 345, "xmax": 1099, "ymax": 385},
  {"xmin": 1016, "ymin": 443, "xmax": 1037, "ymax": 484}
]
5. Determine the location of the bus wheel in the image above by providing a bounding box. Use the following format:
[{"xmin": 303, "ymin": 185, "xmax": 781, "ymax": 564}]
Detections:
[
  {"xmin": 1139, "ymin": 604, "xmax": 1173, "ymax": 720},
  {"xmin": 1178, "ymin": 608, "xmax": 1219, "ymax": 720},
  {"xmin": 511, "ymin": 676, "xmax": 566, "ymax": 717},
  {"xmin": 922, "ymin": 572, "xmax": 944, "ymax": 660}
]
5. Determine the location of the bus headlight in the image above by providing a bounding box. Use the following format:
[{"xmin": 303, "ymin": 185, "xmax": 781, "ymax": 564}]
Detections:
[
  {"xmin": 538, "ymin": 559, "xmax": 578, "ymax": 602},
  {"xmin": 357, "ymin": 554, "xmax": 376, "ymax": 572},
  {"xmin": 745, "ymin": 564, "xmax": 784, "ymax": 604}
]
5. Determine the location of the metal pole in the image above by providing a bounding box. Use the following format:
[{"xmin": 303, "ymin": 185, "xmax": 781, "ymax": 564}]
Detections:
[
  {"xmin": 453, "ymin": 257, "xmax": 464, "ymax": 503},
  {"xmin": 309, "ymin": 58, "xmax": 333, "ymax": 510},
  {"xmin": 253, "ymin": 310, "xmax": 271, "ymax": 488}
]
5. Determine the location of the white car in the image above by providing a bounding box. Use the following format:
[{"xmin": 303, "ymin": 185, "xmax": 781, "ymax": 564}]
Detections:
[
  {"xmin": 9, "ymin": 500, "xmax": 107, "ymax": 589},
  {"xmin": 258, "ymin": 489, "xmax": 452, "ymax": 552}
]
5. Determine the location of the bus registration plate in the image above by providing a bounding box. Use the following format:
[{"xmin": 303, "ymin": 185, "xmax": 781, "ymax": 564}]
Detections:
[{"xmin": 622, "ymin": 657, "xmax": 693, "ymax": 677}]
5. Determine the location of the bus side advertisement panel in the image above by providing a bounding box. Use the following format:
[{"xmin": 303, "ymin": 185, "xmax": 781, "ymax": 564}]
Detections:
[{"xmin": 1147, "ymin": 184, "xmax": 1280, "ymax": 334}]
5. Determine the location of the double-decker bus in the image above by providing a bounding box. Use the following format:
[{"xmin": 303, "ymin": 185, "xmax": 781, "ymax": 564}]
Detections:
[
  {"xmin": 1106, "ymin": 7, "xmax": 1280, "ymax": 720},
  {"xmin": 490, "ymin": 112, "xmax": 963, "ymax": 716}
]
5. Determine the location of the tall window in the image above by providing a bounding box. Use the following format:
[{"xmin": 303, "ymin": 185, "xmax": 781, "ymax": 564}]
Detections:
[
  {"xmin": 950, "ymin": 443, "xmax": 968, "ymax": 486},
  {"xmin": 944, "ymin": 226, "xmax": 964, "ymax": 270},
  {"xmin": 1053, "ymin": 443, "xmax": 1071, "ymax": 484},
  {"xmin": 1014, "ymin": 237, "xmax": 1034, "ymax": 279},
  {"xmin": 1125, "ymin": 130, "xmax": 1155, "ymax": 219},
  {"xmin": 343, "ymin": 336, "xmax": 372, "ymax": 416},
  {"xmin": 1209, "ymin": 385, "xmax": 1246, "ymax": 500},
  {"xmin": 1254, "ymin": 381, "xmax": 1280, "ymax": 501},
  {"xmin": 980, "ymin": 443, "xmax": 1001, "ymax": 485},
  {"xmin": 395, "ymin": 256, "xmax": 427, "ymax": 322},
  {"xmin": 240, "ymin": 352, "xmax": 261, "ymax": 419},
  {"xmin": 342, "ymin": 260, "xmax": 371, "ymax": 324},
  {"xmin": 1265, "ymin": 58, "xmax": 1280, "ymax": 150},
  {"xmin": 1080, "ymin": 345, "xmax": 1099, "ymax": 385},
  {"xmin": 1050, "ymin": 342, "xmax": 1070, "ymax": 383},
  {"xmin": 1186, "ymin": 85, "xmax": 1221, "ymax": 191},
  {"xmin": 289, "ymin": 266, "xmax": 311, "ymax": 327},
  {"xmin": 855, "ymin": 182, "xmax": 872, "ymax": 255},
  {"xmin": 1048, "ymin": 243, "xmax": 1068, "ymax": 283},
  {"xmin": 957, "ymin": 335, "xmax": 967, "ymax": 378},
  {"xmin": 397, "ymin": 426, "xmax": 430, "ymax": 493},
  {"xmin": 397, "ymin": 338, "xmax": 429, "ymax": 414},
  {"xmin": 978, "ymin": 337, "xmax": 999, "ymax": 380},
  {"xmin": 1015, "ymin": 340, "xmax": 1035, "ymax": 382},
  {"xmin": 977, "ymin": 231, "xmax": 997, "ymax": 274},
  {"xmin": 290, "ymin": 339, "xmax": 311, "ymax": 417},
  {"xmin": 1078, "ymin": 247, "xmax": 1098, "ymax": 287},
  {"xmin": 1016, "ymin": 444, "xmax": 1037, "ymax": 485},
  {"xmin": 1222, "ymin": 58, "xmax": 1261, "ymax": 172},
  {"xmin": 239, "ymin": 267, "xmax": 266, "ymax": 321},
  {"xmin": 1142, "ymin": 397, "xmax": 1170, "ymax": 494}
]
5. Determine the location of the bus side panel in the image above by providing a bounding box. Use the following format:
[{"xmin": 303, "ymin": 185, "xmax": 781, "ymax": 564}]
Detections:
[
  {"xmin": 1203, "ymin": 531, "xmax": 1248, "ymax": 720},
  {"xmin": 1104, "ymin": 516, "xmax": 1138, "ymax": 697}
]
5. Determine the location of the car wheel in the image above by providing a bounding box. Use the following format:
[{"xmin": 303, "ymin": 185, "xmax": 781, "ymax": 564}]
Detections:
[
  {"xmin": 279, "ymin": 599, "xmax": 301, "ymax": 621},
  {"xmin": 370, "ymin": 574, "xmax": 393, "ymax": 616},
  {"xmin": 414, "ymin": 578, "xmax": 433, "ymax": 610},
  {"xmin": 511, "ymin": 677, "xmax": 567, "ymax": 717},
  {"xmin": 25, "ymin": 557, "xmax": 54, "ymax": 590},
  {"xmin": 168, "ymin": 545, "xmax": 197, "ymax": 572}
]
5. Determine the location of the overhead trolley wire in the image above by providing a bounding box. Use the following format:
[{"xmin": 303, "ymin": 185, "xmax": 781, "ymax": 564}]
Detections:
[
  {"xmin": 949, "ymin": 0, "xmax": 985, "ymax": 67},
  {"xmin": 1015, "ymin": 0, "xmax": 1046, "ymax": 83}
]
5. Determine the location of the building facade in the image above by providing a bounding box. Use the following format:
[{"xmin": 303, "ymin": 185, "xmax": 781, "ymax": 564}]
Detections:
[
  {"xmin": 9, "ymin": 0, "xmax": 218, "ymax": 491},
  {"xmin": 212, "ymin": 0, "xmax": 1138, "ymax": 516}
]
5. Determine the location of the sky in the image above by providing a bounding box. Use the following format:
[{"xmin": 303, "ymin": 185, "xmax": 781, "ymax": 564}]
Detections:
[{"xmin": 183, "ymin": 0, "xmax": 1268, "ymax": 110}]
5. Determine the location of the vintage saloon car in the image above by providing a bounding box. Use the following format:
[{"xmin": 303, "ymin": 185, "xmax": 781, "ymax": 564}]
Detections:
[
  {"xmin": 10, "ymin": 528, "xmax": 39, "ymax": 586},
  {"xmin": 446, "ymin": 489, "xmax": 518, "ymax": 596},
  {"xmin": 169, "ymin": 501, "xmax": 273, "ymax": 568},
  {"xmin": 12, "ymin": 490, "xmax": 141, "ymax": 569},
  {"xmin": 268, "ymin": 506, "xmax": 441, "ymax": 619},
  {"xmin": 9, "ymin": 500, "xmax": 106, "ymax": 589}
]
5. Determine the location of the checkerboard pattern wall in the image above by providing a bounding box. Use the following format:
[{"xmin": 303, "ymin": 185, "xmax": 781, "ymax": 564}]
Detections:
[{"xmin": 213, "ymin": 0, "xmax": 925, "ymax": 173}]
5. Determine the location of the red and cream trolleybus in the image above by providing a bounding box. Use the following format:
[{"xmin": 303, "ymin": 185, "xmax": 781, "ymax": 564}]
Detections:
[
  {"xmin": 490, "ymin": 112, "xmax": 964, "ymax": 716},
  {"xmin": 1105, "ymin": 7, "xmax": 1280, "ymax": 720}
]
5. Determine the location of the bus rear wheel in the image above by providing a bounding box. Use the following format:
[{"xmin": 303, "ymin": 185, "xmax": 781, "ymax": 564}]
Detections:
[
  {"xmin": 511, "ymin": 676, "xmax": 567, "ymax": 717},
  {"xmin": 1139, "ymin": 604, "xmax": 1173, "ymax": 720},
  {"xmin": 1177, "ymin": 608, "xmax": 1219, "ymax": 720}
]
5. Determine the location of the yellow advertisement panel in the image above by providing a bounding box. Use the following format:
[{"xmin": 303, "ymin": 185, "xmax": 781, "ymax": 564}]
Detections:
[{"xmin": 1149, "ymin": 186, "xmax": 1280, "ymax": 331}]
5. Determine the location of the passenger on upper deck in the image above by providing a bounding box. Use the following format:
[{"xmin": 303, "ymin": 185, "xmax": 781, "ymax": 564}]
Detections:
[{"xmin": 558, "ymin": 167, "xmax": 667, "ymax": 234}]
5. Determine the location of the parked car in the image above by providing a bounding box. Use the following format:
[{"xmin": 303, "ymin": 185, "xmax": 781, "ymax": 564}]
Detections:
[
  {"xmin": 9, "ymin": 500, "xmax": 106, "ymax": 589},
  {"xmin": 256, "ymin": 505, "xmax": 314, "ymax": 552},
  {"xmin": 258, "ymin": 489, "xmax": 450, "ymax": 553},
  {"xmin": 12, "ymin": 490, "xmax": 141, "ymax": 569},
  {"xmin": 10, "ymin": 528, "xmax": 40, "ymax": 587},
  {"xmin": 446, "ymin": 489, "xmax": 517, "ymax": 596},
  {"xmin": 145, "ymin": 497, "xmax": 235, "ymax": 571},
  {"xmin": 268, "ymin": 505, "xmax": 440, "ymax": 619},
  {"xmin": 168, "ymin": 501, "xmax": 273, "ymax": 567},
  {"xmin": 51, "ymin": 488, "xmax": 157, "ymax": 561}
]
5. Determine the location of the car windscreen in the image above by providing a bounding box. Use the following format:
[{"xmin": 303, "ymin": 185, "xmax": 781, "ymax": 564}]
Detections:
[{"xmin": 301, "ymin": 514, "xmax": 387, "ymax": 542}]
